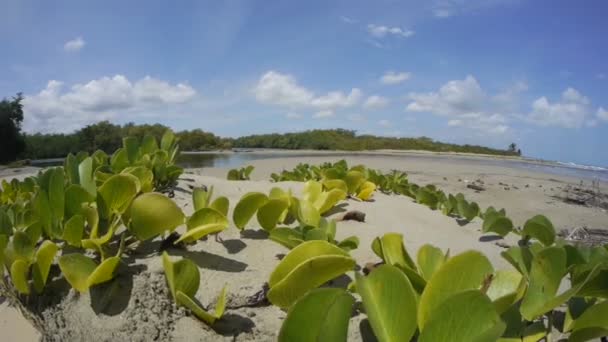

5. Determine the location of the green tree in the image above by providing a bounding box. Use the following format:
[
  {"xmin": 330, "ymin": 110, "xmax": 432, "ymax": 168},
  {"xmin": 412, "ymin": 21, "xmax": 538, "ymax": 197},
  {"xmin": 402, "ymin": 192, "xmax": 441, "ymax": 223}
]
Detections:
[{"xmin": 0, "ymin": 93, "xmax": 26, "ymax": 163}]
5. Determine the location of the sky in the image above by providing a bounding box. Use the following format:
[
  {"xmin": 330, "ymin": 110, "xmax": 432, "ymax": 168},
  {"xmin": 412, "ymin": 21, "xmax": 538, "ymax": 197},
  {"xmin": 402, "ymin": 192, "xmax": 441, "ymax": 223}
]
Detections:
[{"xmin": 1, "ymin": 0, "xmax": 607, "ymax": 166}]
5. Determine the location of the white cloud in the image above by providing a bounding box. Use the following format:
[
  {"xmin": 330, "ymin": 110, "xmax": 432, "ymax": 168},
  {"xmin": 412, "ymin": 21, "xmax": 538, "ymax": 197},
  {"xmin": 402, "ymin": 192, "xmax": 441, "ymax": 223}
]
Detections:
[
  {"xmin": 340, "ymin": 16, "xmax": 357, "ymax": 24},
  {"xmin": 433, "ymin": 8, "xmax": 452, "ymax": 17},
  {"xmin": 285, "ymin": 112, "xmax": 302, "ymax": 119},
  {"xmin": 407, "ymin": 75, "xmax": 485, "ymax": 115},
  {"xmin": 406, "ymin": 75, "xmax": 511, "ymax": 134},
  {"xmin": 364, "ymin": 95, "xmax": 389, "ymax": 110},
  {"xmin": 23, "ymin": 75, "xmax": 197, "ymax": 132},
  {"xmin": 597, "ymin": 107, "xmax": 608, "ymax": 121},
  {"xmin": 253, "ymin": 71, "xmax": 362, "ymax": 115},
  {"xmin": 313, "ymin": 110, "xmax": 334, "ymax": 118},
  {"xmin": 378, "ymin": 119, "xmax": 391, "ymax": 127},
  {"xmin": 367, "ymin": 24, "xmax": 414, "ymax": 38},
  {"xmin": 64, "ymin": 37, "xmax": 85, "ymax": 52},
  {"xmin": 380, "ymin": 71, "xmax": 411, "ymax": 85},
  {"xmin": 528, "ymin": 88, "xmax": 592, "ymax": 128}
]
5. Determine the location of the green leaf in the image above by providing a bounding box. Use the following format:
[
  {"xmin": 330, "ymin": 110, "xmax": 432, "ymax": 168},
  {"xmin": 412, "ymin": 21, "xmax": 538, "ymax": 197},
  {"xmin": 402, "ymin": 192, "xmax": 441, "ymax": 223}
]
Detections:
[
  {"xmin": 257, "ymin": 198, "xmax": 289, "ymax": 231},
  {"xmin": 356, "ymin": 265, "xmax": 418, "ymax": 342},
  {"xmin": 123, "ymin": 136, "xmax": 140, "ymax": 164},
  {"xmin": 267, "ymin": 240, "xmax": 355, "ymax": 308},
  {"xmin": 419, "ymin": 290, "xmax": 505, "ymax": 342},
  {"xmin": 48, "ymin": 167, "xmax": 65, "ymax": 221},
  {"xmin": 356, "ymin": 181, "xmax": 376, "ymax": 201},
  {"xmin": 122, "ymin": 166, "xmax": 154, "ymax": 193},
  {"xmin": 5, "ymin": 232, "xmax": 35, "ymax": 266},
  {"xmin": 417, "ymin": 244, "xmax": 447, "ymax": 281},
  {"xmin": 192, "ymin": 186, "xmax": 213, "ymax": 211},
  {"xmin": 227, "ymin": 169, "xmax": 239, "ymax": 180},
  {"xmin": 32, "ymin": 241, "xmax": 58, "ymax": 293},
  {"xmin": 129, "ymin": 193, "xmax": 185, "ymax": 241},
  {"xmin": 303, "ymin": 181, "xmax": 323, "ymax": 203},
  {"xmin": 65, "ymin": 184, "xmax": 94, "ymax": 218},
  {"xmin": 209, "ymin": 196, "xmax": 229, "ymax": 217},
  {"xmin": 162, "ymin": 252, "xmax": 200, "ymax": 300},
  {"xmin": 418, "ymin": 250, "xmax": 494, "ymax": 329},
  {"xmin": 176, "ymin": 223, "xmax": 226, "ymax": 244},
  {"xmin": 278, "ymin": 288, "xmax": 354, "ymax": 342},
  {"xmin": 344, "ymin": 171, "xmax": 365, "ymax": 194},
  {"xmin": 569, "ymin": 300, "xmax": 608, "ymax": 341},
  {"xmin": 160, "ymin": 130, "xmax": 176, "ymax": 151},
  {"xmin": 522, "ymin": 215, "xmax": 555, "ymax": 246},
  {"xmin": 78, "ymin": 157, "xmax": 97, "ymax": 197},
  {"xmin": 98, "ymin": 174, "xmax": 139, "ymax": 214},
  {"xmin": 63, "ymin": 215, "xmax": 84, "ymax": 248},
  {"xmin": 296, "ymin": 199, "xmax": 321, "ymax": 227},
  {"xmin": 59, "ymin": 254, "xmax": 98, "ymax": 292},
  {"xmin": 416, "ymin": 187, "xmax": 438, "ymax": 209},
  {"xmin": 501, "ymin": 246, "xmax": 534, "ymax": 277},
  {"xmin": 10, "ymin": 259, "xmax": 31, "ymax": 294},
  {"xmin": 140, "ymin": 134, "xmax": 158, "ymax": 155},
  {"xmin": 323, "ymin": 179, "xmax": 348, "ymax": 193},
  {"xmin": 485, "ymin": 270, "xmax": 525, "ymax": 314},
  {"xmin": 482, "ymin": 213, "xmax": 513, "ymax": 237},
  {"xmin": 337, "ymin": 236, "xmax": 359, "ymax": 251},
  {"xmin": 373, "ymin": 233, "xmax": 417, "ymax": 271},
  {"xmin": 110, "ymin": 148, "xmax": 130, "ymax": 173},
  {"xmin": 457, "ymin": 198, "xmax": 480, "ymax": 221},
  {"xmin": 313, "ymin": 189, "xmax": 347, "ymax": 214},
  {"xmin": 233, "ymin": 192, "xmax": 269, "ymax": 229},
  {"xmin": 269, "ymin": 228, "xmax": 303, "ymax": 249},
  {"xmin": 87, "ymin": 256, "xmax": 120, "ymax": 288}
]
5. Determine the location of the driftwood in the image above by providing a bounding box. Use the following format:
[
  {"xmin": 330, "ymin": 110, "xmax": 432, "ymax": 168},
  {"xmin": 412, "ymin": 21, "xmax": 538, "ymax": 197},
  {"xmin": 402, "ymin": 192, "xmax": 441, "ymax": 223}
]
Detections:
[
  {"xmin": 337, "ymin": 210, "xmax": 366, "ymax": 222},
  {"xmin": 467, "ymin": 183, "xmax": 486, "ymax": 192},
  {"xmin": 565, "ymin": 227, "xmax": 608, "ymax": 247}
]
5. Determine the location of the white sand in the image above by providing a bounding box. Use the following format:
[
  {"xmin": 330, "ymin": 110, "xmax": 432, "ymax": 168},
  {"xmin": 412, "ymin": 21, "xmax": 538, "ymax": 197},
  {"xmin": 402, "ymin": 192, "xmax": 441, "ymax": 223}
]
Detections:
[{"xmin": 1, "ymin": 153, "xmax": 606, "ymax": 341}]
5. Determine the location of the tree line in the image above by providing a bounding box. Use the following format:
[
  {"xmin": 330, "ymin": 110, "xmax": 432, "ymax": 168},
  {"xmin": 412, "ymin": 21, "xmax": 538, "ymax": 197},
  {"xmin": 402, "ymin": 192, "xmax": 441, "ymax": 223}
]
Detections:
[{"xmin": 1, "ymin": 93, "xmax": 520, "ymax": 163}]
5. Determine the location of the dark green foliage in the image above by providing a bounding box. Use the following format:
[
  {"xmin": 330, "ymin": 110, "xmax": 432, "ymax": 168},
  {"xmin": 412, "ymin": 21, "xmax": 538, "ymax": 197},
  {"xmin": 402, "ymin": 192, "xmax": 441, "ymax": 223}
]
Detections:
[
  {"xmin": 234, "ymin": 129, "xmax": 519, "ymax": 156},
  {"xmin": 0, "ymin": 94, "xmax": 26, "ymax": 163}
]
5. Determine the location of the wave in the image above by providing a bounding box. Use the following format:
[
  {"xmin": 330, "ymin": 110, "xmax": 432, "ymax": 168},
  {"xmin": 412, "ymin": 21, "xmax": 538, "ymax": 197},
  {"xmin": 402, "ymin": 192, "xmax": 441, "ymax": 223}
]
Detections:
[{"xmin": 556, "ymin": 161, "xmax": 608, "ymax": 172}]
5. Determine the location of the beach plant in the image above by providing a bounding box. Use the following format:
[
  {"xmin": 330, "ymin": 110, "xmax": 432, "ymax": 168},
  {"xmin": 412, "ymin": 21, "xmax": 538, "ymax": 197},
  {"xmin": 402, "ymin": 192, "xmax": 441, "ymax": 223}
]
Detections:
[
  {"xmin": 227, "ymin": 165, "xmax": 254, "ymax": 180},
  {"xmin": 173, "ymin": 186, "xmax": 230, "ymax": 244},
  {"xmin": 266, "ymin": 240, "xmax": 356, "ymax": 308},
  {"xmin": 162, "ymin": 252, "xmax": 227, "ymax": 325}
]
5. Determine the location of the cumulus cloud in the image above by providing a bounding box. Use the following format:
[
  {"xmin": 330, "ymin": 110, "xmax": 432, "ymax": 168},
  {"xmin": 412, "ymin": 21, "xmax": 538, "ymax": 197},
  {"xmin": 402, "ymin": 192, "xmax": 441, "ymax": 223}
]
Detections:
[
  {"xmin": 23, "ymin": 75, "xmax": 196, "ymax": 132},
  {"xmin": 367, "ymin": 24, "xmax": 414, "ymax": 38},
  {"xmin": 597, "ymin": 107, "xmax": 608, "ymax": 121},
  {"xmin": 340, "ymin": 16, "xmax": 357, "ymax": 24},
  {"xmin": 64, "ymin": 37, "xmax": 85, "ymax": 52},
  {"xmin": 528, "ymin": 88, "xmax": 592, "ymax": 128},
  {"xmin": 380, "ymin": 71, "xmax": 411, "ymax": 85},
  {"xmin": 253, "ymin": 71, "xmax": 362, "ymax": 116},
  {"xmin": 313, "ymin": 110, "xmax": 334, "ymax": 118},
  {"xmin": 364, "ymin": 95, "xmax": 389, "ymax": 110},
  {"xmin": 406, "ymin": 75, "xmax": 512, "ymax": 134}
]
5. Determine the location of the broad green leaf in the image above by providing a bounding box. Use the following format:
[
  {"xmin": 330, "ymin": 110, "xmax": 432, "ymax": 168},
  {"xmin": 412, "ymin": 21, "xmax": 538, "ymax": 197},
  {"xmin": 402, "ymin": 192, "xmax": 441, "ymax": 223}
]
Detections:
[
  {"xmin": 227, "ymin": 169, "xmax": 239, "ymax": 180},
  {"xmin": 78, "ymin": 157, "xmax": 96, "ymax": 197},
  {"xmin": 303, "ymin": 181, "xmax": 323, "ymax": 204},
  {"xmin": 162, "ymin": 252, "xmax": 200, "ymax": 300},
  {"xmin": 233, "ymin": 192, "xmax": 269, "ymax": 229},
  {"xmin": 209, "ymin": 196, "xmax": 229, "ymax": 217},
  {"xmin": 160, "ymin": 130, "xmax": 176, "ymax": 151},
  {"xmin": 59, "ymin": 253, "xmax": 98, "ymax": 292},
  {"xmin": 123, "ymin": 136, "xmax": 140, "ymax": 164},
  {"xmin": 501, "ymin": 246, "xmax": 534, "ymax": 277},
  {"xmin": 176, "ymin": 223, "xmax": 226, "ymax": 244},
  {"xmin": 569, "ymin": 328, "xmax": 608, "ymax": 342},
  {"xmin": 214, "ymin": 285, "xmax": 227, "ymax": 318},
  {"xmin": 268, "ymin": 240, "xmax": 355, "ymax": 308},
  {"xmin": 33, "ymin": 190, "xmax": 52, "ymax": 238},
  {"xmin": 0, "ymin": 235, "xmax": 8, "ymax": 277},
  {"xmin": 304, "ymin": 228, "xmax": 328, "ymax": 241},
  {"xmin": 314, "ymin": 189, "xmax": 347, "ymax": 214},
  {"xmin": 257, "ymin": 199, "xmax": 289, "ymax": 231},
  {"xmin": 416, "ymin": 187, "xmax": 438, "ymax": 209},
  {"xmin": 4, "ymin": 232, "xmax": 35, "ymax": 266},
  {"xmin": 10, "ymin": 259, "xmax": 30, "ymax": 294},
  {"xmin": 98, "ymin": 174, "xmax": 139, "ymax": 214},
  {"xmin": 344, "ymin": 171, "xmax": 365, "ymax": 194},
  {"xmin": 278, "ymin": 288, "xmax": 355, "ymax": 342},
  {"xmin": 122, "ymin": 166, "xmax": 154, "ymax": 193},
  {"xmin": 192, "ymin": 186, "xmax": 213, "ymax": 211},
  {"xmin": 417, "ymin": 244, "xmax": 447, "ymax": 281},
  {"xmin": 65, "ymin": 184, "xmax": 94, "ymax": 218},
  {"xmin": 48, "ymin": 167, "xmax": 65, "ymax": 221},
  {"xmin": 129, "ymin": 193, "xmax": 185, "ymax": 241},
  {"xmin": 64, "ymin": 153, "xmax": 80, "ymax": 184},
  {"xmin": 486, "ymin": 270, "xmax": 525, "ymax": 314},
  {"xmin": 269, "ymin": 228, "xmax": 303, "ymax": 249},
  {"xmin": 32, "ymin": 240, "xmax": 58, "ymax": 294},
  {"xmin": 457, "ymin": 198, "xmax": 480, "ymax": 221},
  {"xmin": 419, "ymin": 290, "xmax": 505, "ymax": 342},
  {"xmin": 337, "ymin": 236, "xmax": 359, "ymax": 251},
  {"xmin": 373, "ymin": 233, "xmax": 417, "ymax": 270},
  {"xmin": 63, "ymin": 215, "xmax": 85, "ymax": 247},
  {"xmin": 356, "ymin": 265, "xmax": 418, "ymax": 342},
  {"xmin": 357, "ymin": 181, "xmax": 376, "ymax": 201},
  {"xmin": 140, "ymin": 134, "xmax": 158, "ymax": 155},
  {"xmin": 482, "ymin": 213, "xmax": 513, "ymax": 237},
  {"xmin": 522, "ymin": 215, "xmax": 555, "ymax": 246},
  {"xmin": 569, "ymin": 300, "xmax": 608, "ymax": 340},
  {"xmin": 323, "ymin": 179, "xmax": 348, "ymax": 193},
  {"xmin": 87, "ymin": 256, "xmax": 120, "ymax": 288},
  {"xmin": 522, "ymin": 322, "xmax": 547, "ymax": 342},
  {"xmin": 296, "ymin": 199, "xmax": 321, "ymax": 227},
  {"xmin": 187, "ymin": 208, "xmax": 228, "ymax": 230},
  {"xmin": 110, "ymin": 148, "xmax": 130, "ymax": 173},
  {"xmin": 418, "ymin": 250, "xmax": 493, "ymax": 329}
]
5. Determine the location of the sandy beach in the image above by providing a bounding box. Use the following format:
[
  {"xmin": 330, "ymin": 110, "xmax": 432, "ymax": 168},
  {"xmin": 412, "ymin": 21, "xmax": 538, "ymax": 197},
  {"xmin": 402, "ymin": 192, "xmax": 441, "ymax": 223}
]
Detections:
[{"xmin": 1, "ymin": 152, "xmax": 607, "ymax": 341}]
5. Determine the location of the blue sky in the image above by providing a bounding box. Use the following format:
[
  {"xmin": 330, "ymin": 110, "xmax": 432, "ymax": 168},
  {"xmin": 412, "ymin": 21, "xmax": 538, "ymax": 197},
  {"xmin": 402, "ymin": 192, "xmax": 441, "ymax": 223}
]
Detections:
[{"xmin": 1, "ymin": 0, "xmax": 607, "ymax": 166}]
